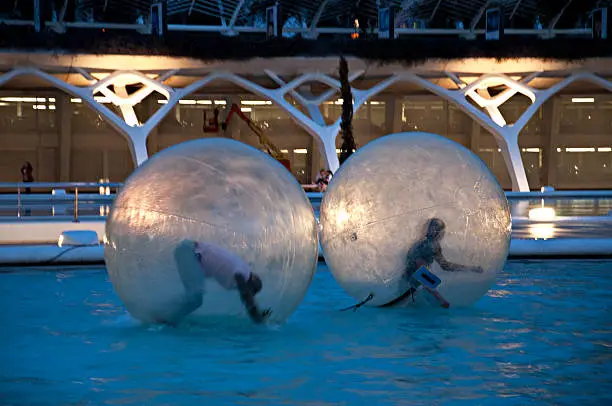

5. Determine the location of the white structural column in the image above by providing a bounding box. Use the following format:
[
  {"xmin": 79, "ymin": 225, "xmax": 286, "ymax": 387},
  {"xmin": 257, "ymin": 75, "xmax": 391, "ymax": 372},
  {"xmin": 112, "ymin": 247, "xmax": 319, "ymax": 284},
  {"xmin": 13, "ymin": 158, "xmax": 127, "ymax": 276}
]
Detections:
[
  {"xmin": 305, "ymin": 103, "xmax": 340, "ymax": 172},
  {"xmin": 444, "ymin": 73, "xmax": 538, "ymax": 191},
  {"xmin": 1, "ymin": 67, "xmax": 612, "ymax": 191}
]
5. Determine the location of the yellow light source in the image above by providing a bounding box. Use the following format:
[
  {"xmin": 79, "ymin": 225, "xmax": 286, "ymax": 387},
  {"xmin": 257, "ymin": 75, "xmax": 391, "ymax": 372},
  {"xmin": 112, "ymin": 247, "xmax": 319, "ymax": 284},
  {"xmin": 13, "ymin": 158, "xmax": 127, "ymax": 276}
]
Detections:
[
  {"xmin": 528, "ymin": 207, "xmax": 556, "ymax": 221},
  {"xmin": 571, "ymin": 97, "xmax": 594, "ymax": 103},
  {"xmin": 241, "ymin": 100, "xmax": 272, "ymax": 105}
]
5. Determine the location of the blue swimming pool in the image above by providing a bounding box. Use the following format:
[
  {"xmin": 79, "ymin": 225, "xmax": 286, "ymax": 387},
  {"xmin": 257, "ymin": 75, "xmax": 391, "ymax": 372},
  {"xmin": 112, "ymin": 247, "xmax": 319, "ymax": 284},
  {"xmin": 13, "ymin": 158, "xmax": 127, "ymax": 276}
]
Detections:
[{"xmin": 1, "ymin": 261, "xmax": 611, "ymax": 405}]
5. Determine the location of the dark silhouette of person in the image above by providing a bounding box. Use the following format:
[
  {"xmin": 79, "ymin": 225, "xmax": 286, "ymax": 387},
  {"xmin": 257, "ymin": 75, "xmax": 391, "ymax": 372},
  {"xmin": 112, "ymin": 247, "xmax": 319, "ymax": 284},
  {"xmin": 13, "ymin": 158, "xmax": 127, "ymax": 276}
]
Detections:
[
  {"xmin": 382, "ymin": 218, "xmax": 483, "ymax": 307},
  {"xmin": 162, "ymin": 240, "xmax": 271, "ymax": 325},
  {"xmin": 20, "ymin": 161, "xmax": 34, "ymax": 194}
]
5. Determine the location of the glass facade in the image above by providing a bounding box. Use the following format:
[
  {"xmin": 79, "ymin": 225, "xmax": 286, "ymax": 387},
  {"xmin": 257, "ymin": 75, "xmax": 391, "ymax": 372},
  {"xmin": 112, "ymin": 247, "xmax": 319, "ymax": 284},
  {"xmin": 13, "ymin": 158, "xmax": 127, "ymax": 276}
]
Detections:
[
  {"xmin": 555, "ymin": 96, "xmax": 612, "ymax": 189},
  {"xmin": 0, "ymin": 94, "xmax": 58, "ymax": 182},
  {"xmin": 71, "ymin": 100, "xmax": 134, "ymax": 182},
  {"xmin": 0, "ymin": 90, "xmax": 610, "ymax": 190}
]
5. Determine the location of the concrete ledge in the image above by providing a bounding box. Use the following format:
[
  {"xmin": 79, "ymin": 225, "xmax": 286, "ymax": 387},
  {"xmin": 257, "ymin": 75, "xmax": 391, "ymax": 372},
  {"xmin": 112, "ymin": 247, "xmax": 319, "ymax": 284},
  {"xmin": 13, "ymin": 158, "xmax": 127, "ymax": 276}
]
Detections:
[
  {"xmin": 0, "ymin": 244, "xmax": 104, "ymax": 266},
  {"xmin": 1, "ymin": 219, "xmax": 611, "ymax": 266},
  {"xmin": 0, "ymin": 220, "xmax": 106, "ymax": 244}
]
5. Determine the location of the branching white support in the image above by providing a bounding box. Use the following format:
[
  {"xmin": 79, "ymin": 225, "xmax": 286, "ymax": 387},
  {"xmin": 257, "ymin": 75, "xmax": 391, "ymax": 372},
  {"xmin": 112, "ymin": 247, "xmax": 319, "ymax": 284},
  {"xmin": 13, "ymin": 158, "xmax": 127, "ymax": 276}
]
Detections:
[
  {"xmin": 263, "ymin": 69, "xmax": 364, "ymax": 108},
  {"xmin": 301, "ymin": 92, "xmax": 339, "ymax": 173},
  {"xmin": 2, "ymin": 66, "xmax": 611, "ymax": 192},
  {"xmin": 264, "ymin": 70, "xmax": 310, "ymax": 106},
  {"xmin": 521, "ymin": 71, "xmax": 542, "ymax": 85},
  {"xmin": 262, "ymin": 68, "xmax": 367, "ymax": 172},
  {"xmin": 464, "ymin": 73, "xmax": 537, "ymax": 127},
  {"xmin": 91, "ymin": 70, "xmax": 172, "ymax": 105},
  {"xmin": 445, "ymin": 71, "xmax": 465, "ymax": 89},
  {"xmin": 74, "ymin": 67, "xmax": 96, "ymax": 82},
  {"xmin": 158, "ymin": 69, "xmax": 179, "ymax": 83},
  {"xmin": 114, "ymin": 85, "xmax": 140, "ymax": 127},
  {"xmin": 476, "ymin": 88, "xmax": 507, "ymax": 126}
]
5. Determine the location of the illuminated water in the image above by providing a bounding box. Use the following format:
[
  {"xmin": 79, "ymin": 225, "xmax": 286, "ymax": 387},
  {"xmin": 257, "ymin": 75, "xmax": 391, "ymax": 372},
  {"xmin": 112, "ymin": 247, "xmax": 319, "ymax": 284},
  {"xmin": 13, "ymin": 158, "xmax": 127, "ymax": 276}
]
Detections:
[{"xmin": 1, "ymin": 261, "xmax": 612, "ymax": 405}]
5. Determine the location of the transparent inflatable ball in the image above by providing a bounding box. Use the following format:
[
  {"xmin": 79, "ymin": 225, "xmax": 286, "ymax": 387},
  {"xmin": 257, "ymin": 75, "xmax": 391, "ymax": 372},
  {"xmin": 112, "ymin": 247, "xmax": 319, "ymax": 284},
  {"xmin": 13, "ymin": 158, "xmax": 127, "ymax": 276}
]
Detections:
[
  {"xmin": 104, "ymin": 138, "xmax": 319, "ymax": 325},
  {"xmin": 319, "ymin": 132, "xmax": 511, "ymax": 309}
]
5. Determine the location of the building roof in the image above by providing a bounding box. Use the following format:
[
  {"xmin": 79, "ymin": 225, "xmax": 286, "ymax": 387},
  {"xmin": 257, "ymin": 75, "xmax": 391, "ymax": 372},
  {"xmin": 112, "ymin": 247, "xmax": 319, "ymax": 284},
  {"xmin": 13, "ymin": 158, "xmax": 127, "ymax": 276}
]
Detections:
[
  {"xmin": 2, "ymin": 0, "xmax": 611, "ymax": 28},
  {"xmin": 1, "ymin": 0, "xmax": 612, "ymax": 66}
]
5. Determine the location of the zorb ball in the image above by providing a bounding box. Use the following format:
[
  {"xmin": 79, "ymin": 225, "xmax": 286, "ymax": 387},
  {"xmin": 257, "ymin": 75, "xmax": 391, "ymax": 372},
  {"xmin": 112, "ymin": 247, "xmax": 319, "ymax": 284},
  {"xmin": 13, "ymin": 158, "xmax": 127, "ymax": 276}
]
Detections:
[
  {"xmin": 104, "ymin": 138, "xmax": 319, "ymax": 325},
  {"xmin": 319, "ymin": 132, "xmax": 511, "ymax": 308}
]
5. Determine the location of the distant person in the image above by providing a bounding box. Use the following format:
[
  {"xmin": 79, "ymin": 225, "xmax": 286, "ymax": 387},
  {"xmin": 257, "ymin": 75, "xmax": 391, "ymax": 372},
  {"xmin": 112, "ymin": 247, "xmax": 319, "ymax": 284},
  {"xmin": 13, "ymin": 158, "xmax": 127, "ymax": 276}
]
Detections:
[
  {"xmin": 20, "ymin": 161, "xmax": 34, "ymax": 194},
  {"xmin": 315, "ymin": 169, "xmax": 326, "ymax": 184},
  {"xmin": 163, "ymin": 240, "xmax": 271, "ymax": 325},
  {"xmin": 315, "ymin": 169, "xmax": 329, "ymax": 192},
  {"xmin": 325, "ymin": 170, "xmax": 333, "ymax": 183},
  {"xmin": 383, "ymin": 218, "xmax": 483, "ymax": 307}
]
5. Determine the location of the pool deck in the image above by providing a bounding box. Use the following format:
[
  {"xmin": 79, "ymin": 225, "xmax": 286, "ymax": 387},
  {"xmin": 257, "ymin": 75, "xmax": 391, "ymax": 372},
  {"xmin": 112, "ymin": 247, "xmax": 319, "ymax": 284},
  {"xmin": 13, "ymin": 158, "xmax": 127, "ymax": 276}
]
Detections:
[
  {"xmin": 1, "ymin": 218, "xmax": 611, "ymax": 266},
  {"xmin": 1, "ymin": 190, "xmax": 612, "ymax": 265}
]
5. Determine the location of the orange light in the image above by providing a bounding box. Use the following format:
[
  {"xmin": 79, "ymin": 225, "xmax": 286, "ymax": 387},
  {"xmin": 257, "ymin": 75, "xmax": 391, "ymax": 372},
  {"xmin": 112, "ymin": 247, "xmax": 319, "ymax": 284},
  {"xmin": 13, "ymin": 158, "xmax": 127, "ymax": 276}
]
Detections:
[{"xmin": 351, "ymin": 32, "xmax": 359, "ymax": 39}]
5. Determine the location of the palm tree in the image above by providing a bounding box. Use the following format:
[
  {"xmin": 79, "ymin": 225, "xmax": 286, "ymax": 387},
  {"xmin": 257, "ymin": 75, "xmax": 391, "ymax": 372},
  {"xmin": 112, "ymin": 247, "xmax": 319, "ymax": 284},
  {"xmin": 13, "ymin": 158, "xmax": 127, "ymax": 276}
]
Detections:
[{"xmin": 338, "ymin": 56, "xmax": 356, "ymax": 166}]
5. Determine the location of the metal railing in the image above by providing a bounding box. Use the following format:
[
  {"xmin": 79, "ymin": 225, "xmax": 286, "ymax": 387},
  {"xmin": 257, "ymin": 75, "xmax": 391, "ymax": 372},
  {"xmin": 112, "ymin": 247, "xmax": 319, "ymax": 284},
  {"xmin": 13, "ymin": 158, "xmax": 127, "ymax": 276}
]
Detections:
[
  {"xmin": 0, "ymin": 182, "xmax": 122, "ymax": 223},
  {"xmin": 505, "ymin": 190, "xmax": 612, "ymax": 199},
  {"xmin": 0, "ymin": 182, "xmax": 611, "ymax": 222},
  {"xmin": 0, "ymin": 18, "xmax": 594, "ymax": 39}
]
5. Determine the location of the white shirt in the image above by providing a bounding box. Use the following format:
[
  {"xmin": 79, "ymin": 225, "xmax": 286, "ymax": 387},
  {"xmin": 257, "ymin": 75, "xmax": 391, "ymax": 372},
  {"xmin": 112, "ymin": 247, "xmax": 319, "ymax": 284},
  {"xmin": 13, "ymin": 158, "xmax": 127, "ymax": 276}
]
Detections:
[{"xmin": 194, "ymin": 242, "xmax": 251, "ymax": 290}]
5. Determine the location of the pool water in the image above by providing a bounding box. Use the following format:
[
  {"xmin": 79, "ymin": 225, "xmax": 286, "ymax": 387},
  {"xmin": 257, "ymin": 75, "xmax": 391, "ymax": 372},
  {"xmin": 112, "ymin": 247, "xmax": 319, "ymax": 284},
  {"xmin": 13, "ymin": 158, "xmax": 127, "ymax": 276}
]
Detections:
[{"xmin": 1, "ymin": 261, "xmax": 611, "ymax": 405}]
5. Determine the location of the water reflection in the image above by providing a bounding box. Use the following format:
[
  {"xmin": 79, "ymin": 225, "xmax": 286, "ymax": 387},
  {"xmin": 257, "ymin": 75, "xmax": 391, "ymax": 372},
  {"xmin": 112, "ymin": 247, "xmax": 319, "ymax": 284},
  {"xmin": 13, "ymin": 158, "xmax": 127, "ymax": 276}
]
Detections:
[
  {"xmin": 509, "ymin": 198, "xmax": 612, "ymax": 217},
  {"xmin": 528, "ymin": 223, "xmax": 555, "ymax": 240}
]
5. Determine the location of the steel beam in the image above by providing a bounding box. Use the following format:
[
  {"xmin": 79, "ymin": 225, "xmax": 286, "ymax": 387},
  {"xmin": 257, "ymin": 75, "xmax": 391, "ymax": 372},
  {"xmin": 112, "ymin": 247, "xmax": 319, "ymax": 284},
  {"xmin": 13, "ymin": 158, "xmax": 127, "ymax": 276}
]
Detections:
[
  {"xmin": 228, "ymin": 0, "xmax": 246, "ymax": 30},
  {"xmin": 310, "ymin": 0, "xmax": 329, "ymax": 30},
  {"xmin": 430, "ymin": 0, "xmax": 444, "ymax": 21},
  {"xmin": 509, "ymin": 0, "xmax": 523, "ymax": 21}
]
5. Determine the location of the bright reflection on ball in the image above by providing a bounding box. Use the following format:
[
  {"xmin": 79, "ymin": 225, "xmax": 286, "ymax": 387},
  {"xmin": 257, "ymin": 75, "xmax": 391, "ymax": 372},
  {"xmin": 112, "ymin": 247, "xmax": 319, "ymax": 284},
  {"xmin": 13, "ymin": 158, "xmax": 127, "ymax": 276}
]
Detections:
[
  {"xmin": 104, "ymin": 138, "xmax": 318, "ymax": 325},
  {"xmin": 320, "ymin": 132, "xmax": 511, "ymax": 308}
]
